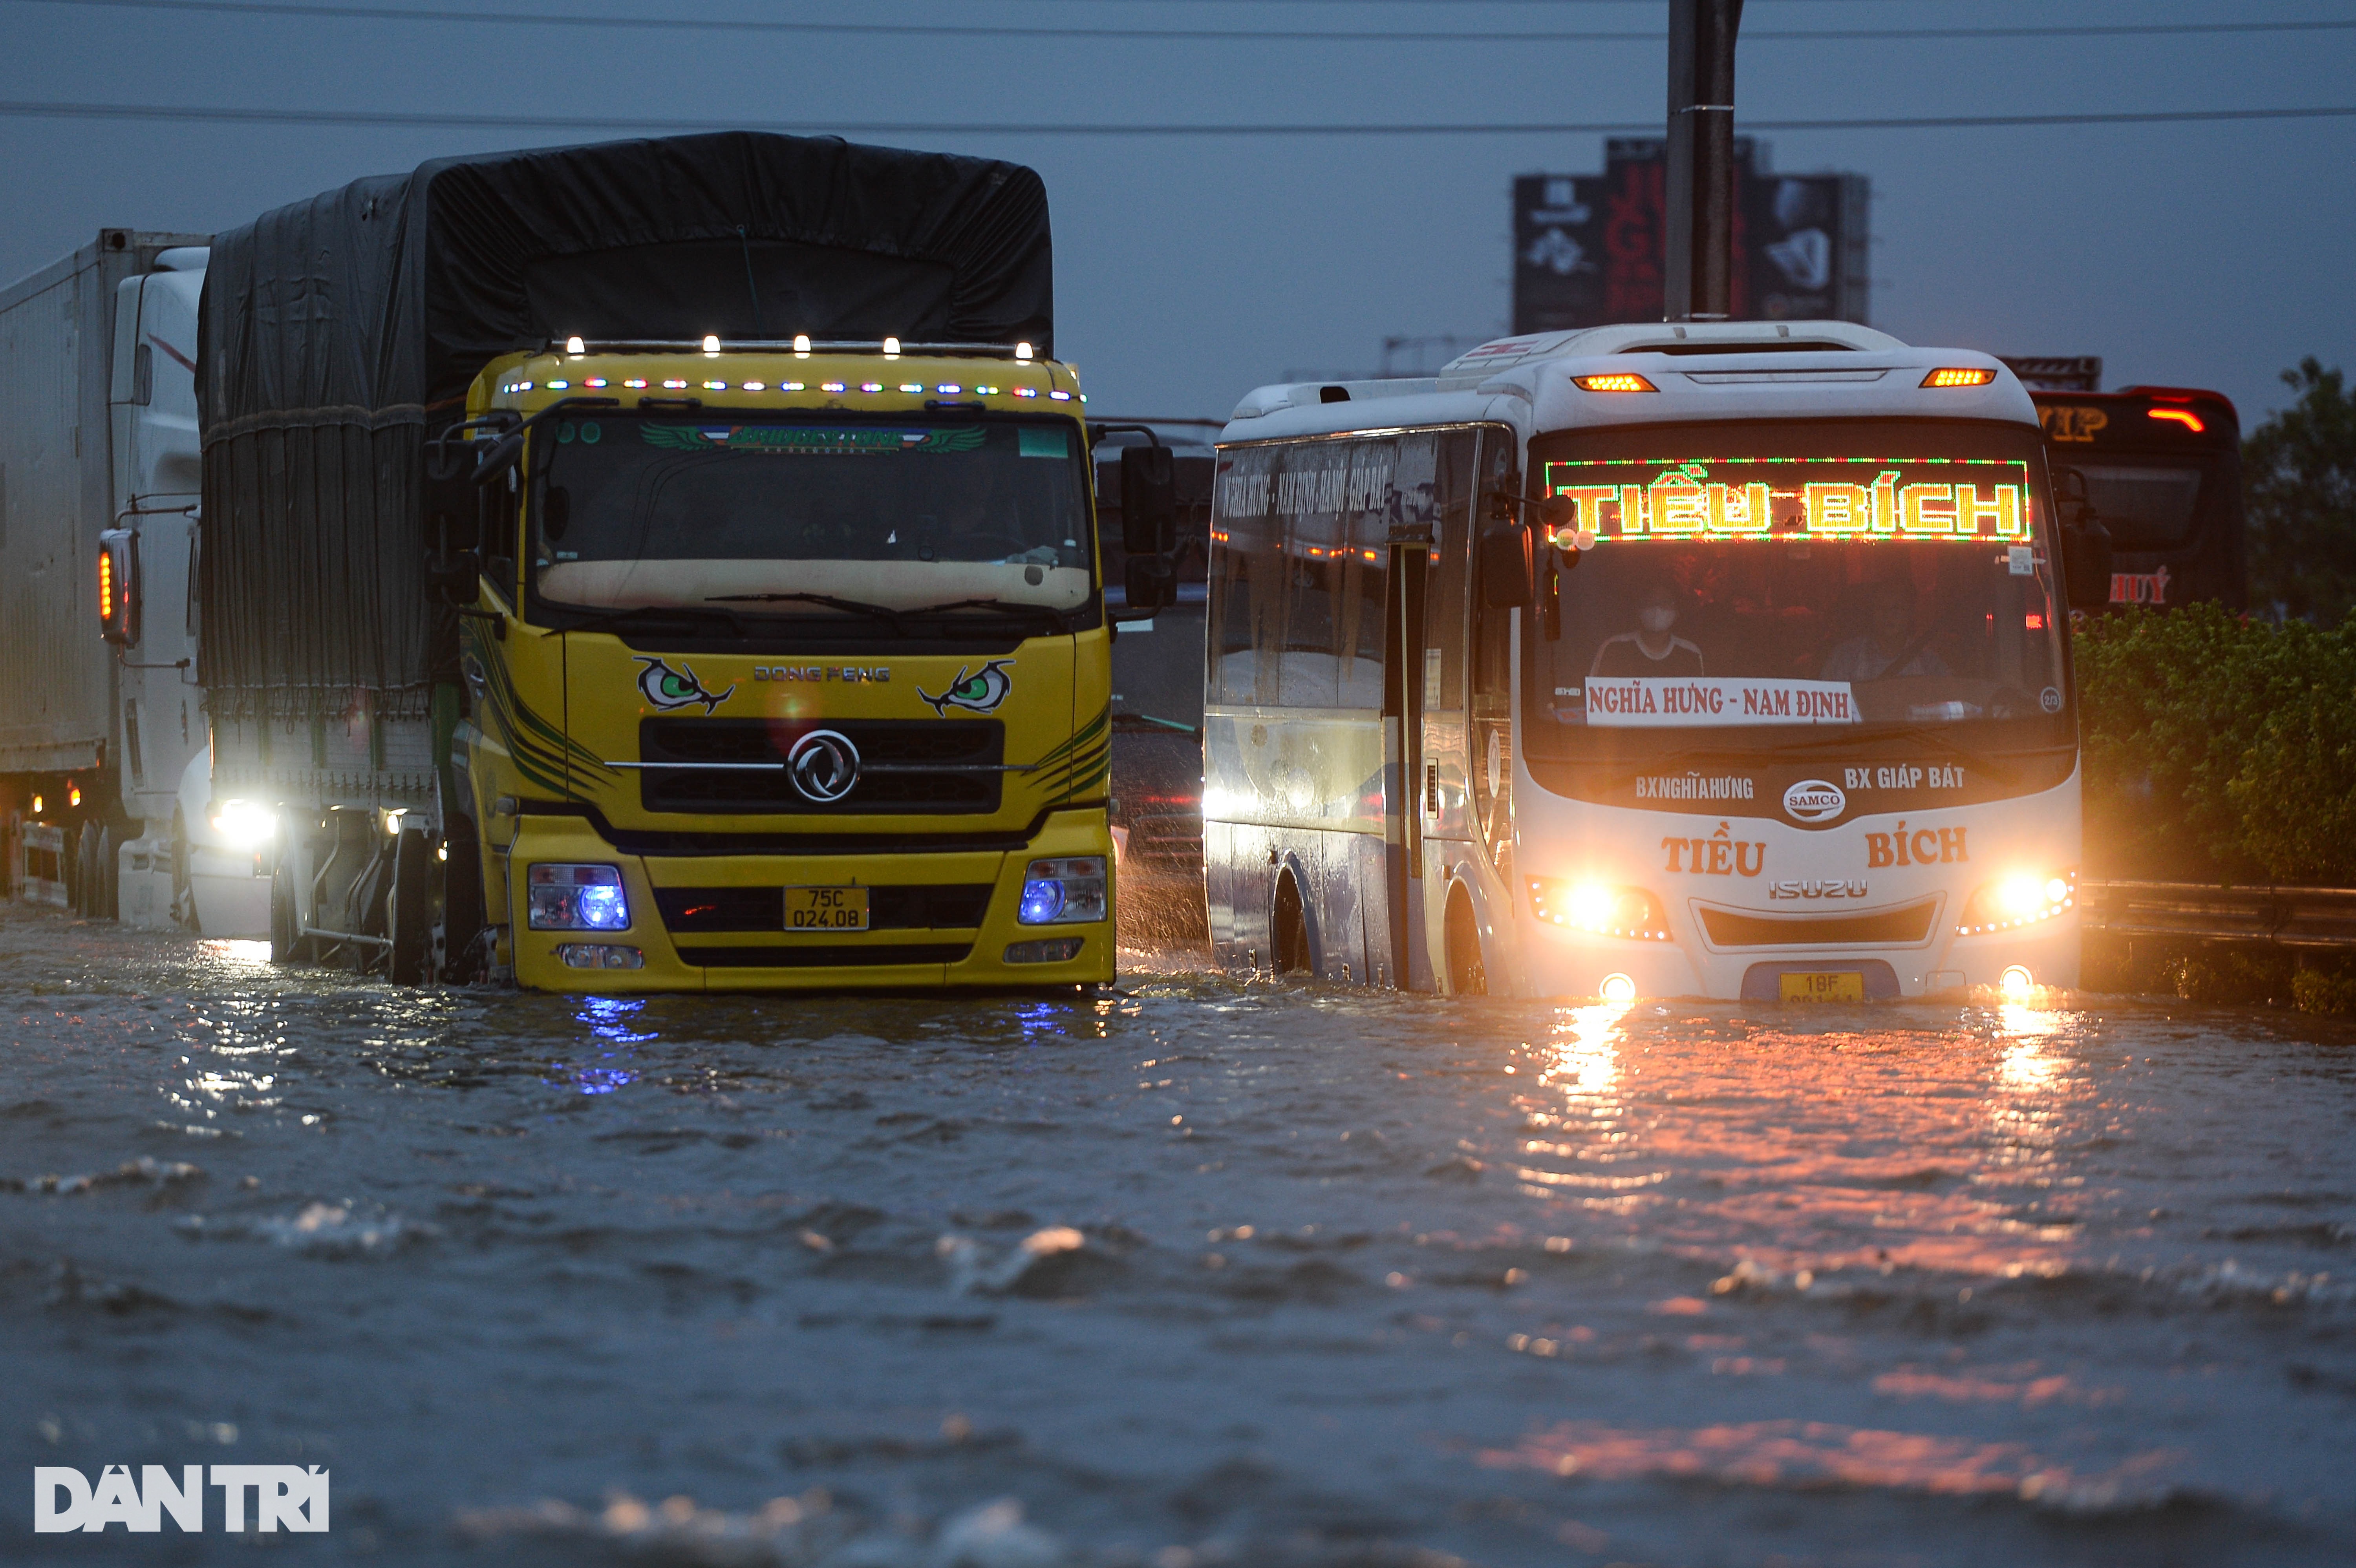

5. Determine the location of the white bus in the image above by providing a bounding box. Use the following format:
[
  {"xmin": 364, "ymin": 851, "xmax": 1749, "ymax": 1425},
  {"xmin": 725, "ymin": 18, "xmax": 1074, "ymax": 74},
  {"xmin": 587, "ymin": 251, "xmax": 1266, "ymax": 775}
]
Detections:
[{"xmin": 1202, "ymin": 321, "xmax": 2107, "ymax": 1002}]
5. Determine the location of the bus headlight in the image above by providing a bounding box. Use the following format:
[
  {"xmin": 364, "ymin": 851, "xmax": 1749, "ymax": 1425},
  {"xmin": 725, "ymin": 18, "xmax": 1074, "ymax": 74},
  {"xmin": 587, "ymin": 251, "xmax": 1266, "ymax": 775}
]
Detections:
[
  {"xmin": 1018, "ymin": 857, "xmax": 1107, "ymax": 924},
  {"xmin": 528, "ymin": 864, "xmax": 631, "ymax": 930},
  {"xmin": 1956, "ymin": 870, "xmax": 2075, "ymax": 936},
  {"xmin": 1527, "ymin": 878, "xmax": 1670, "ymax": 941},
  {"xmin": 209, "ymin": 799, "xmax": 280, "ymax": 849}
]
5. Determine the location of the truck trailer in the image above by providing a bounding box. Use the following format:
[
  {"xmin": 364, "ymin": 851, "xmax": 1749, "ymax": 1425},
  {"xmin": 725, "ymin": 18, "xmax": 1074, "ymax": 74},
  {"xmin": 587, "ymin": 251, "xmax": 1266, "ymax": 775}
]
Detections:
[
  {"xmin": 199, "ymin": 132, "xmax": 1160, "ymax": 991},
  {"xmin": 0, "ymin": 229, "xmax": 219, "ymax": 924}
]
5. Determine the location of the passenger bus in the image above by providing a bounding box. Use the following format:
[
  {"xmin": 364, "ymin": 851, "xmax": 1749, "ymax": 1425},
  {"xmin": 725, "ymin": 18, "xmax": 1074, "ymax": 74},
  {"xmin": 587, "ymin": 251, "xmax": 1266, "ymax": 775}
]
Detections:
[
  {"xmin": 1203, "ymin": 322, "xmax": 2108, "ymax": 1000},
  {"xmin": 2029, "ymin": 386, "xmax": 2245, "ymax": 610}
]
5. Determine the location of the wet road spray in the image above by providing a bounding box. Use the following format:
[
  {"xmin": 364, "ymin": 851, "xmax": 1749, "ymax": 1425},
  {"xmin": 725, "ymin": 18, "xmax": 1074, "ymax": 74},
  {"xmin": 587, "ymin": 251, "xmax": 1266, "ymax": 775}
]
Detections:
[{"xmin": 3, "ymin": 905, "xmax": 2352, "ymax": 1564}]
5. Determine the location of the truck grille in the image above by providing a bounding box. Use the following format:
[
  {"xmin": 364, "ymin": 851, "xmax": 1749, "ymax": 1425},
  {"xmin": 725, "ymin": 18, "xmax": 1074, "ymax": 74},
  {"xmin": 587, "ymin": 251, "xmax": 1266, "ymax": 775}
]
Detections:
[
  {"xmin": 654, "ymin": 883, "xmax": 993, "ymax": 934},
  {"xmin": 636, "ymin": 718, "xmax": 1003, "ymax": 815}
]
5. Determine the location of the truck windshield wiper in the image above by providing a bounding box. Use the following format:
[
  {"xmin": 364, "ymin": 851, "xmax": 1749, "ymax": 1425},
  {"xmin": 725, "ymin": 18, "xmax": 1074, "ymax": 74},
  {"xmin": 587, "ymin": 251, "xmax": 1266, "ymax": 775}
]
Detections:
[
  {"xmin": 704, "ymin": 591, "xmax": 905, "ymax": 632},
  {"xmin": 540, "ymin": 603, "xmax": 743, "ymax": 639},
  {"xmin": 904, "ymin": 597, "xmax": 1075, "ymax": 631}
]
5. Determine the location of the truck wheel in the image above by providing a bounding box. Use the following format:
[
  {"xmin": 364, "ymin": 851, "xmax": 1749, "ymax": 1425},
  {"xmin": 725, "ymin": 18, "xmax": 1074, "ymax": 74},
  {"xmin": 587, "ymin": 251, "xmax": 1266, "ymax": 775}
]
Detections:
[
  {"xmin": 269, "ymin": 862, "xmax": 300, "ymax": 964},
  {"xmin": 1444, "ymin": 887, "xmax": 1487, "ymax": 997},
  {"xmin": 386, "ymin": 830, "xmax": 433, "ymax": 985},
  {"xmin": 1272, "ymin": 870, "xmax": 1313, "ymax": 977}
]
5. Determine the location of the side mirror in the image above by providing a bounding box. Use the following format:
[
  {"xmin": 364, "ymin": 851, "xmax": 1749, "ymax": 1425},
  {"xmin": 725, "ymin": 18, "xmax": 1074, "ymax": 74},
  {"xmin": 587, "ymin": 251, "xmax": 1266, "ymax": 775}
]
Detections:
[
  {"xmin": 2063, "ymin": 519, "xmax": 2114, "ymax": 610},
  {"xmin": 1123, "ymin": 554, "xmax": 1176, "ymax": 613},
  {"xmin": 1478, "ymin": 525, "xmax": 1535, "ymax": 607},
  {"xmin": 1119, "ymin": 444, "xmax": 1177, "ymax": 556}
]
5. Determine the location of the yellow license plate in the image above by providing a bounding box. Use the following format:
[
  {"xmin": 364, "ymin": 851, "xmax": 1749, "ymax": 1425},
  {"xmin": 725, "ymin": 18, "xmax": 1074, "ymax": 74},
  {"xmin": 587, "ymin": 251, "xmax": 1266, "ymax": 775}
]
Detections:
[
  {"xmin": 784, "ymin": 886, "xmax": 868, "ymax": 932},
  {"xmin": 1781, "ymin": 971, "xmax": 1865, "ymax": 1003}
]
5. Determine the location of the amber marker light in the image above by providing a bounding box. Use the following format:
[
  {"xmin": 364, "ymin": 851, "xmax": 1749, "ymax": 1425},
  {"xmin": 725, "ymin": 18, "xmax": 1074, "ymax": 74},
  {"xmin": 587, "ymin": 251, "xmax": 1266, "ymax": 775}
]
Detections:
[
  {"xmin": 1572, "ymin": 373, "xmax": 1657, "ymax": 393},
  {"xmin": 2147, "ymin": 408, "xmax": 2206, "ymax": 432},
  {"xmin": 97, "ymin": 548, "xmax": 114, "ymax": 620},
  {"xmin": 1921, "ymin": 367, "xmax": 1997, "ymax": 388}
]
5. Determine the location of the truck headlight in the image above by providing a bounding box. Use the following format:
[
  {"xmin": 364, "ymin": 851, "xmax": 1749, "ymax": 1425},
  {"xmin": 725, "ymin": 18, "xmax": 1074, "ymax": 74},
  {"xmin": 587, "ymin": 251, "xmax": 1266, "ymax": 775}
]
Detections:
[
  {"xmin": 528, "ymin": 863, "xmax": 631, "ymax": 930},
  {"xmin": 1956, "ymin": 870, "xmax": 2075, "ymax": 936},
  {"xmin": 209, "ymin": 799, "xmax": 280, "ymax": 849},
  {"xmin": 1018, "ymin": 857, "xmax": 1107, "ymax": 925}
]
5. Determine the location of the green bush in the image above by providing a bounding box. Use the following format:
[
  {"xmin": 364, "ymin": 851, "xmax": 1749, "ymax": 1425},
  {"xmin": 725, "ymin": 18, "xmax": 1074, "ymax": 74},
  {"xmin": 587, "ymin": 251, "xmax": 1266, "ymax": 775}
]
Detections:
[{"xmin": 2074, "ymin": 604, "xmax": 2356, "ymax": 884}]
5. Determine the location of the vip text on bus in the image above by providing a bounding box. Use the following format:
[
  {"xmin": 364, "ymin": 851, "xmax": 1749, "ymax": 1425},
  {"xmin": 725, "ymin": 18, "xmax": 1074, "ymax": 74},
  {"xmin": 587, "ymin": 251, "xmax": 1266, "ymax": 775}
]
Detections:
[{"xmin": 1202, "ymin": 322, "xmax": 2109, "ymax": 1003}]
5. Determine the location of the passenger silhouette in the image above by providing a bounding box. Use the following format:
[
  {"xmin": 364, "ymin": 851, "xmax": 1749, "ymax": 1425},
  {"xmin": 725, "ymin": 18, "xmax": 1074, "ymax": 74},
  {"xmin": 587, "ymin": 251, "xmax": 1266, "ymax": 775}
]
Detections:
[{"xmin": 1590, "ymin": 582, "xmax": 1705, "ymax": 678}]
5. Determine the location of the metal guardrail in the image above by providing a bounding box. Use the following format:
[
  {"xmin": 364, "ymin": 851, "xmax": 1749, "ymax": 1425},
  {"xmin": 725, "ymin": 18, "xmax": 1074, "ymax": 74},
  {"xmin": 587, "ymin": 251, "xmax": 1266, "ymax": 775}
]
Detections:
[{"xmin": 2081, "ymin": 881, "xmax": 2356, "ymax": 949}]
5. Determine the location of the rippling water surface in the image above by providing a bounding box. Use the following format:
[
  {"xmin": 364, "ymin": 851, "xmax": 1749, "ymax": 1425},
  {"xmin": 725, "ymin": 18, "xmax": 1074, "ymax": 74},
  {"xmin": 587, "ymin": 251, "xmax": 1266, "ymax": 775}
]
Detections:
[{"xmin": 4, "ymin": 905, "xmax": 2353, "ymax": 1565}]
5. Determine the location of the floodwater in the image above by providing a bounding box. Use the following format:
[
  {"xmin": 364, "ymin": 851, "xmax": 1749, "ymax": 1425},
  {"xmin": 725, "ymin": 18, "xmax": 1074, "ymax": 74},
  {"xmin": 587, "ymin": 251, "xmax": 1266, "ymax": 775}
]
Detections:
[{"xmin": 4, "ymin": 905, "xmax": 2353, "ymax": 1566}]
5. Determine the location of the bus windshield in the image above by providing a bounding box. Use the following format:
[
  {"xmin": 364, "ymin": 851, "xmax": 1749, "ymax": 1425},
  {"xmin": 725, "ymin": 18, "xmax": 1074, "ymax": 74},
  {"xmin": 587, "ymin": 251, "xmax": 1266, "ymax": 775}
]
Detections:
[
  {"xmin": 1523, "ymin": 419, "xmax": 2071, "ymax": 763},
  {"xmin": 529, "ymin": 411, "xmax": 1093, "ymax": 617}
]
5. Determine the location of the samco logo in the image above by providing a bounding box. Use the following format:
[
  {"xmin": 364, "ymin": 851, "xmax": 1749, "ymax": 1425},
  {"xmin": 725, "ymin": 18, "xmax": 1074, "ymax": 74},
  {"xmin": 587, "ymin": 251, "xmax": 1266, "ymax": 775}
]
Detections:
[
  {"xmin": 1865, "ymin": 821, "xmax": 1968, "ymax": 867},
  {"xmin": 1662, "ymin": 822, "xmax": 1765, "ymax": 877},
  {"xmin": 635, "ymin": 657, "xmax": 734, "ymax": 714},
  {"xmin": 918, "ymin": 659, "xmax": 1015, "ymax": 716}
]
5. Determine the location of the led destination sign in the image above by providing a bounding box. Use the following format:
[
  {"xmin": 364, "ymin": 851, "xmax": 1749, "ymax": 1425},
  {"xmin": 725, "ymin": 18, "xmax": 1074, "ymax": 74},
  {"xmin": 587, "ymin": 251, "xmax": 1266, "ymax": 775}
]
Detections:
[{"xmin": 1540, "ymin": 457, "xmax": 2033, "ymax": 543}]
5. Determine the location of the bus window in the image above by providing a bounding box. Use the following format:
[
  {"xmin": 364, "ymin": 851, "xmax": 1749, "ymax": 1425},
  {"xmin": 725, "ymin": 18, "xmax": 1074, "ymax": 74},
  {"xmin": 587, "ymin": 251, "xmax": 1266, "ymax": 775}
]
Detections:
[
  {"xmin": 1425, "ymin": 432, "xmax": 1479, "ymax": 713},
  {"xmin": 2076, "ymin": 463, "xmax": 2202, "ymax": 551},
  {"xmin": 1211, "ymin": 437, "xmax": 1402, "ymax": 709},
  {"xmin": 1524, "ymin": 418, "xmax": 2073, "ymax": 764}
]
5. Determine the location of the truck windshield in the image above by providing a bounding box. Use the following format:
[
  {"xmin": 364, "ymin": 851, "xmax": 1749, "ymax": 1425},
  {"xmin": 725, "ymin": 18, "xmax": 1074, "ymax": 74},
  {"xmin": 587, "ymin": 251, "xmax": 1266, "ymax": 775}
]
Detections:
[
  {"xmin": 530, "ymin": 412, "xmax": 1092, "ymax": 617},
  {"xmin": 1523, "ymin": 418, "xmax": 2072, "ymax": 765}
]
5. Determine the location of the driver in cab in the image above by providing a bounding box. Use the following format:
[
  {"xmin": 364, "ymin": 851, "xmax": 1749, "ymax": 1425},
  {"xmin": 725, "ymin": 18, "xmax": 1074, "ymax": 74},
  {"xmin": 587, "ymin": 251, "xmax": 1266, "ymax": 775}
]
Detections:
[
  {"xmin": 1821, "ymin": 578, "xmax": 1950, "ymax": 681},
  {"xmin": 1590, "ymin": 581, "xmax": 1705, "ymax": 679}
]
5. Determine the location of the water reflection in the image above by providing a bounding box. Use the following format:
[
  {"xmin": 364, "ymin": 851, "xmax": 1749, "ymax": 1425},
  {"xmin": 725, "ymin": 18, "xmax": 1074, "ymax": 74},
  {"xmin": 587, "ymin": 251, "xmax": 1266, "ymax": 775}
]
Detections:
[
  {"xmin": 1544, "ymin": 1001, "xmax": 1630, "ymax": 1105},
  {"xmin": 549, "ymin": 997, "xmax": 657, "ymax": 1095}
]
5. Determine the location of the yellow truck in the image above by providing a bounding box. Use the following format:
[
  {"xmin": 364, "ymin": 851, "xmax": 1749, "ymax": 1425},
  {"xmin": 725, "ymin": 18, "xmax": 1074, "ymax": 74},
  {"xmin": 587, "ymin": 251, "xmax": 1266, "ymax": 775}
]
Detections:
[{"xmin": 196, "ymin": 133, "xmax": 1169, "ymax": 991}]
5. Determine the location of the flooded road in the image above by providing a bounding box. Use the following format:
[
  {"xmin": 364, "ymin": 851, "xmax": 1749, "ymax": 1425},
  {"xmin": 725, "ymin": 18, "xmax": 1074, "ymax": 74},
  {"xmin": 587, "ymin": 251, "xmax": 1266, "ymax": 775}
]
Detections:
[{"xmin": 4, "ymin": 903, "xmax": 2353, "ymax": 1566}]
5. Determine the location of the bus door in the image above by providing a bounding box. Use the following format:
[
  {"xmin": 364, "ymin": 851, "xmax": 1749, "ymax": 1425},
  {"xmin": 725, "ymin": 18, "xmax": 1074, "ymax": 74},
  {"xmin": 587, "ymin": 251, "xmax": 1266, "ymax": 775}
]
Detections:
[{"xmin": 1407, "ymin": 431, "xmax": 1498, "ymax": 991}]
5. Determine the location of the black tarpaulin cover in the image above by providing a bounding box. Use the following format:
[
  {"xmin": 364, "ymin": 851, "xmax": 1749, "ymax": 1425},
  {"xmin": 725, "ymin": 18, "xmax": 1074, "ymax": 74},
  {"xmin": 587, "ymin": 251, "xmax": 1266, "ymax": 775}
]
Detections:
[{"xmin": 198, "ymin": 132, "xmax": 1054, "ymax": 705}]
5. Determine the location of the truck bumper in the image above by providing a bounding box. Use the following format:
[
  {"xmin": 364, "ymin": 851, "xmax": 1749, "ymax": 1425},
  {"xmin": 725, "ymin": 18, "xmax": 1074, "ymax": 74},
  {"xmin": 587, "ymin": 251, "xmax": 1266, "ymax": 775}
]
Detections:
[{"xmin": 502, "ymin": 809, "xmax": 1117, "ymax": 993}]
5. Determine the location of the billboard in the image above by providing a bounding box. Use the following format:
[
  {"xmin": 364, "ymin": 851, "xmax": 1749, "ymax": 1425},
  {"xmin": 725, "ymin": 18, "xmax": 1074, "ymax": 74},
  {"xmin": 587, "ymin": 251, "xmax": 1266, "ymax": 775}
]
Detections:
[{"xmin": 1513, "ymin": 139, "xmax": 1869, "ymax": 334}]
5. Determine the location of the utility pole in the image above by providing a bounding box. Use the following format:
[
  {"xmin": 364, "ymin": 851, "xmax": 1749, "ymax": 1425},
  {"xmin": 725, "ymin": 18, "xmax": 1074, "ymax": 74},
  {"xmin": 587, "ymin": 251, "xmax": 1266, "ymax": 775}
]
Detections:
[{"xmin": 1663, "ymin": 0, "xmax": 1744, "ymax": 321}]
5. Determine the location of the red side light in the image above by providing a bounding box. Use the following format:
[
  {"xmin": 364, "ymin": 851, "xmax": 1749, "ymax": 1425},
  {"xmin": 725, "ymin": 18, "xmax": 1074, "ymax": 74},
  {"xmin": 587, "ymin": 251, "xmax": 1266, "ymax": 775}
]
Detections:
[{"xmin": 2147, "ymin": 408, "xmax": 2205, "ymax": 433}]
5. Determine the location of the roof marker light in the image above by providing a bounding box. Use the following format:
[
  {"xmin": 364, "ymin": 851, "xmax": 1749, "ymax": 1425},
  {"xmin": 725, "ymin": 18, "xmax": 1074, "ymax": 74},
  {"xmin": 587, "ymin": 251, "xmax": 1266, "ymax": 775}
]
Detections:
[
  {"xmin": 663, "ymin": 378, "xmax": 687, "ymax": 389},
  {"xmin": 624, "ymin": 378, "xmax": 647, "ymax": 389},
  {"xmin": 975, "ymin": 384, "xmax": 999, "ymax": 395},
  {"xmin": 883, "ymin": 337, "xmax": 901, "ymax": 356},
  {"xmin": 792, "ymin": 334, "xmax": 812, "ymax": 354},
  {"xmin": 1015, "ymin": 342, "xmax": 1033, "ymax": 361},
  {"xmin": 781, "ymin": 381, "xmax": 805, "ymax": 391},
  {"xmin": 1921, "ymin": 367, "xmax": 1997, "ymax": 388},
  {"xmin": 1049, "ymin": 390, "xmax": 1072, "ymax": 401},
  {"xmin": 1573, "ymin": 373, "xmax": 1657, "ymax": 393},
  {"xmin": 860, "ymin": 382, "xmax": 883, "ymax": 393},
  {"xmin": 704, "ymin": 380, "xmax": 726, "ymax": 391},
  {"xmin": 742, "ymin": 380, "xmax": 765, "ymax": 391},
  {"xmin": 899, "ymin": 382, "xmax": 922, "ymax": 393},
  {"xmin": 584, "ymin": 377, "xmax": 607, "ymax": 387},
  {"xmin": 1013, "ymin": 387, "xmax": 1037, "ymax": 398},
  {"xmin": 565, "ymin": 336, "xmax": 585, "ymax": 355},
  {"xmin": 937, "ymin": 384, "xmax": 961, "ymax": 395},
  {"xmin": 821, "ymin": 381, "xmax": 845, "ymax": 393},
  {"xmin": 545, "ymin": 379, "xmax": 569, "ymax": 389},
  {"xmin": 2148, "ymin": 408, "xmax": 2206, "ymax": 432},
  {"xmin": 702, "ymin": 335, "xmax": 721, "ymax": 355},
  {"xmin": 517, "ymin": 380, "xmax": 533, "ymax": 391}
]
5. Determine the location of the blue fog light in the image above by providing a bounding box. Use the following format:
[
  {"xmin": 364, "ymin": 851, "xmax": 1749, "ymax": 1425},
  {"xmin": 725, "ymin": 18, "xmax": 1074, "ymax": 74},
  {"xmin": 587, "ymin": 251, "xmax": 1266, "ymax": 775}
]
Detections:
[
  {"xmin": 1019, "ymin": 879, "xmax": 1066, "ymax": 924},
  {"xmin": 528, "ymin": 863, "xmax": 632, "ymax": 931}
]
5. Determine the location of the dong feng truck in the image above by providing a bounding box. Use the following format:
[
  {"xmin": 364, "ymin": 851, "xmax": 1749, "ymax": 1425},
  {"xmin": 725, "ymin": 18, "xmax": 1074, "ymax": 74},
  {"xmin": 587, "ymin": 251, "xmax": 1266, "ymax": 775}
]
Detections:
[
  {"xmin": 198, "ymin": 132, "xmax": 1174, "ymax": 991},
  {"xmin": 0, "ymin": 230, "xmax": 236, "ymax": 927}
]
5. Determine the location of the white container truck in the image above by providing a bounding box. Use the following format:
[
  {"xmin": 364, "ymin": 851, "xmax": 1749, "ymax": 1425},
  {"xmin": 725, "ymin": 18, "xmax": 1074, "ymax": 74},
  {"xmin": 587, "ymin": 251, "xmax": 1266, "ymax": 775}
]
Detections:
[{"xmin": 0, "ymin": 229, "xmax": 262, "ymax": 933}]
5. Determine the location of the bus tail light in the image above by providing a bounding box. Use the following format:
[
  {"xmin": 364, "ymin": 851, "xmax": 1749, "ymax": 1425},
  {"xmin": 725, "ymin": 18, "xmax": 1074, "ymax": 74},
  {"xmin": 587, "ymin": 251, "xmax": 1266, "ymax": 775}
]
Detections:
[
  {"xmin": 2147, "ymin": 408, "xmax": 2205, "ymax": 432},
  {"xmin": 1572, "ymin": 373, "xmax": 1657, "ymax": 393},
  {"xmin": 1527, "ymin": 879, "xmax": 1671, "ymax": 941},
  {"xmin": 1921, "ymin": 367, "xmax": 1996, "ymax": 388},
  {"xmin": 1955, "ymin": 870, "xmax": 2076, "ymax": 936}
]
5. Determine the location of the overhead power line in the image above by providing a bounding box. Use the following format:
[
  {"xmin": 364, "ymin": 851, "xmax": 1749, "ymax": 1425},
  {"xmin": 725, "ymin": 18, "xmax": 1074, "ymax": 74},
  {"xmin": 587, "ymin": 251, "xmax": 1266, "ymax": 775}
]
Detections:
[
  {"xmin": 2, "ymin": 100, "xmax": 2351, "ymax": 136},
  {"xmin": 20, "ymin": 0, "xmax": 2356, "ymax": 45}
]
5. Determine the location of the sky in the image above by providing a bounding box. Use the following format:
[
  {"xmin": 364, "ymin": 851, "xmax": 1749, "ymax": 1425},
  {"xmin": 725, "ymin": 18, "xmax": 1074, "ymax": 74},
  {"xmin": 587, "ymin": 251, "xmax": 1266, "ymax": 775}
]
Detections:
[{"xmin": 2, "ymin": 0, "xmax": 2352, "ymax": 432}]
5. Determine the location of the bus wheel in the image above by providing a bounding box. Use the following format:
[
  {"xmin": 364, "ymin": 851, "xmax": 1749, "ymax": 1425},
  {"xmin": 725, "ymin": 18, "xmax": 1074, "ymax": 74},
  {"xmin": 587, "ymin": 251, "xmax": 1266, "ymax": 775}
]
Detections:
[
  {"xmin": 269, "ymin": 862, "xmax": 301, "ymax": 964},
  {"xmin": 386, "ymin": 830, "xmax": 433, "ymax": 986},
  {"xmin": 1445, "ymin": 887, "xmax": 1487, "ymax": 996},
  {"xmin": 1272, "ymin": 870, "xmax": 1313, "ymax": 976}
]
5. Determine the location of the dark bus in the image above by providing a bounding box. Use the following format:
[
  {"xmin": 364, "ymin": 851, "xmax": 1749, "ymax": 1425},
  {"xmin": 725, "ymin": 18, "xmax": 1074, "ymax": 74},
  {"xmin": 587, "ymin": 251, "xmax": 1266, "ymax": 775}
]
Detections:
[{"xmin": 2029, "ymin": 386, "xmax": 2245, "ymax": 610}]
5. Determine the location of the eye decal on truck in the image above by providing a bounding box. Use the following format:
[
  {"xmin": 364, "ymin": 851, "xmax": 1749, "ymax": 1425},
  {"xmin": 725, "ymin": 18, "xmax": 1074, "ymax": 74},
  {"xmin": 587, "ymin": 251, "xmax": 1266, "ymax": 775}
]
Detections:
[
  {"xmin": 634, "ymin": 656, "xmax": 735, "ymax": 715},
  {"xmin": 918, "ymin": 659, "xmax": 1015, "ymax": 716}
]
